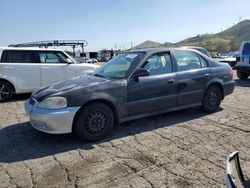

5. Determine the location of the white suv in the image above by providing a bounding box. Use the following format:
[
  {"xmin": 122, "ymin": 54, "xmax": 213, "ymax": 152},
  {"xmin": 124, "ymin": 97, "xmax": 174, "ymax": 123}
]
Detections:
[
  {"xmin": 235, "ymin": 41, "xmax": 250, "ymax": 79},
  {"xmin": 0, "ymin": 47, "xmax": 98, "ymax": 102}
]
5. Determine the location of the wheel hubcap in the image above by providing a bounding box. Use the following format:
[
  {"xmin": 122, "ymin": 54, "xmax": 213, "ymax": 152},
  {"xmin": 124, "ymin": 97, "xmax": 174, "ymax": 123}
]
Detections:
[
  {"xmin": 85, "ymin": 112, "xmax": 107, "ymax": 135},
  {"xmin": 208, "ymin": 92, "xmax": 218, "ymax": 106},
  {"xmin": 0, "ymin": 84, "xmax": 10, "ymax": 100}
]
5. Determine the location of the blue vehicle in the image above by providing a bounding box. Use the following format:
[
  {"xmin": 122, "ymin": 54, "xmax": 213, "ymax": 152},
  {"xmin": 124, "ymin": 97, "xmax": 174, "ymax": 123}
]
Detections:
[{"xmin": 235, "ymin": 41, "xmax": 250, "ymax": 79}]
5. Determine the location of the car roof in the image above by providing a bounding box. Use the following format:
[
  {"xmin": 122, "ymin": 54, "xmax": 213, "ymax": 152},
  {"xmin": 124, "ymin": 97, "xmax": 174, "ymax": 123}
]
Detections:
[
  {"xmin": 180, "ymin": 46, "xmax": 206, "ymax": 50},
  {"xmin": 0, "ymin": 47, "xmax": 63, "ymax": 51},
  {"xmin": 128, "ymin": 47, "xmax": 200, "ymax": 54}
]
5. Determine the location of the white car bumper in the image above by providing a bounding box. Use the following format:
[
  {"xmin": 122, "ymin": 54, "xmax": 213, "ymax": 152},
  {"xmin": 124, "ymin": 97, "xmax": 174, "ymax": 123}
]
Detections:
[{"xmin": 24, "ymin": 99, "xmax": 80, "ymax": 134}]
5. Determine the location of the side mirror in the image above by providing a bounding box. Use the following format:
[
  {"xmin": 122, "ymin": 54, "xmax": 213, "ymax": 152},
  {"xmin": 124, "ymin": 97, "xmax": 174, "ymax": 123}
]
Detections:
[
  {"xmin": 65, "ymin": 58, "xmax": 73, "ymax": 64},
  {"xmin": 132, "ymin": 68, "xmax": 149, "ymax": 78}
]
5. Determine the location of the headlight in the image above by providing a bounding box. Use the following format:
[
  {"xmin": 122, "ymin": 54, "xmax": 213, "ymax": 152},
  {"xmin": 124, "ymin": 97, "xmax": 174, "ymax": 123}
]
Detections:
[{"xmin": 37, "ymin": 97, "xmax": 67, "ymax": 109}]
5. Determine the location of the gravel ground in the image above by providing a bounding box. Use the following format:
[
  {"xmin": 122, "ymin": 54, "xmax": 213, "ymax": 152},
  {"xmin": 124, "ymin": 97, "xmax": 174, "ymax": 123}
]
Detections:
[{"xmin": 0, "ymin": 74, "xmax": 250, "ymax": 188}]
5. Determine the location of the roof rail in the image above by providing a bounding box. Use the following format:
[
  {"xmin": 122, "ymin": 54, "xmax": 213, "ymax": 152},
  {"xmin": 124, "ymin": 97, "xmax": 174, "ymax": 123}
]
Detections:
[{"xmin": 9, "ymin": 40, "xmax": 88, "ymax": 57}]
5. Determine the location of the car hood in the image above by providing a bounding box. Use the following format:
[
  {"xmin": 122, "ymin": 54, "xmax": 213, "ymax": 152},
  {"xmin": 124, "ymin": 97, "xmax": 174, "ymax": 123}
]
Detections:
[
  {"xmin": 32, "ymin": 75, "xmax": 110, "ymax": 101},
  {"xmin": 219, "ymin": 57, "xmax": 236, "ymax": 61}
]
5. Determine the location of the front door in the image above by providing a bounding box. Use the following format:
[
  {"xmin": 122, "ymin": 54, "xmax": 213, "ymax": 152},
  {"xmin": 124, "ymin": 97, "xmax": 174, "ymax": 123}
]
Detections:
[
  {"xmin": 127, "ymin": 52, "xmax": 178, "ymax": 116},
  {"xmin": 38, "ymin": 51, "xmax": 76, "ymax": 87}
]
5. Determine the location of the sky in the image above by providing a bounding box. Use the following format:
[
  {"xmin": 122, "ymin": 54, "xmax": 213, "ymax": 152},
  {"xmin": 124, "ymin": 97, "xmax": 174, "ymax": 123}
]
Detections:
[{"xmin": 0, "ymin": 0, "xmax": 249, "ymax": 51}]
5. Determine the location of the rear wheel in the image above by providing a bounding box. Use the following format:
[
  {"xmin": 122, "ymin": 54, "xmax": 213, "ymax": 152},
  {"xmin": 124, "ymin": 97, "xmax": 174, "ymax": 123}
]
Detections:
[
  {"xmin": 74, "ymin": 102, "xmax": 114, "ymax": 142},
  {"xmin": 237, "ymin": 71, "xmax": 249, "ymax": 80},
  {"xmin": 0, "ymin": 81, "xmax": 13, "ymax": 102},
  {"xmin": 202, "ymin": 85, "xmax": 222, "ymax": 113}
]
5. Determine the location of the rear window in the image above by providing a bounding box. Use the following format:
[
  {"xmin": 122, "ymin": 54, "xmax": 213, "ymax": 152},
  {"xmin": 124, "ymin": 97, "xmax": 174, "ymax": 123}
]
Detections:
[
  {"xmin": 242, "ymin": 43, "xmax": 250, "ymax": 55},
  {"xmin": 0, "ymin": 50, "xmax": 36, "ymax": 63},
  {"xmin": 0, "ymin": 51, "xmax": 9, "ymax": 62}
]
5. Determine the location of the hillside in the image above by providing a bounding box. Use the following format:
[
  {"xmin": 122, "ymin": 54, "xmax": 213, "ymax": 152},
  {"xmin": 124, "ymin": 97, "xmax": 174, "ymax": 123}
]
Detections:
[
  {"xmin": 132, "ymin": 20, "xmax": 250, "ymax": 52},
  {"xmin": 131, "ymin": 40, "xmax": 163, "ymax": 50}
]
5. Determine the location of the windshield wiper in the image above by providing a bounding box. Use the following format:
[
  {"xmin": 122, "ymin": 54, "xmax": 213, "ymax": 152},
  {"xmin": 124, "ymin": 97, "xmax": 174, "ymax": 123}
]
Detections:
[{"xmin": 93, "ymin": 73, "xmax": 107, "ymax": 78}]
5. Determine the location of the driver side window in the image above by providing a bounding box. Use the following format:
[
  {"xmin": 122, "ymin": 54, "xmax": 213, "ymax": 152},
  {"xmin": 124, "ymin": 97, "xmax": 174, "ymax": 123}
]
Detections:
[
  {"xmin": 142, "ymin": 53, "xmax": 172, "ymax": 76},
  {"xmin": 38, "ymin": 52, "xmax": 67, "ymax": 63}
]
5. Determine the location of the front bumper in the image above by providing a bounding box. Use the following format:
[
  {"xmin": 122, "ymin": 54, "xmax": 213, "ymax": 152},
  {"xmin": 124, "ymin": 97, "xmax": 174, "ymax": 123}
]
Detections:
[{"xmin": 24, "ymin": 100, "xmax": 80, "ymax": 134}]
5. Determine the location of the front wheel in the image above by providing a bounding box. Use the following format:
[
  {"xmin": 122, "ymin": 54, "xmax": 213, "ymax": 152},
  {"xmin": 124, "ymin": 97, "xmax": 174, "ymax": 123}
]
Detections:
[
  {"xmin": 237, "ymin": 71, "xmax": 249, "ymax": 80},
  {"xmin": 73, "ymin": 102, "xmax": 114, "ymax": 142},
  {"xmin": 0, "ymin": 81, "xmax": 13, "ymax": 102},
  {"xmin": 202, "ymin": 85, "xmax": 222, "ymax": 113}
]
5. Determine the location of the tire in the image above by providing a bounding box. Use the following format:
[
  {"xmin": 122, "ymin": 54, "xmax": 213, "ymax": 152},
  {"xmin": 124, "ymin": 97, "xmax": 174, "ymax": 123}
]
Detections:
[
  {"xmin": 202, "ymin": 85, "xmax": 222, "ymax": 113},
  {"xmin": 237, "ymin": 71, "xmax": 249, "ymax": 80},
  {"xmin": 0, "ymin": 81, "xmax": 13, "ymax": 102},
  {"xmin": 73, "ymin": 102, "xmax": 114, "ymax": 142}
]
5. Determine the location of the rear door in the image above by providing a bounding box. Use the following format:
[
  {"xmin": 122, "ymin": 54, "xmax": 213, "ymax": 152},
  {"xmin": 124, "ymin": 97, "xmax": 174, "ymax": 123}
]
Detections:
[
  {"xmin": 173, "ymin": 50, "xmax": 210, "ymax": 106},
  {"xmin": 0, "ymin": 50, "xmax": 41, "ymax": 93},
  {"xmin": 38, "ymin": 51, "xmax": 77, "ymax": 87},
  {"xmin": 127, "ymin": 52, "xmax": 178, "ymax": 116}
]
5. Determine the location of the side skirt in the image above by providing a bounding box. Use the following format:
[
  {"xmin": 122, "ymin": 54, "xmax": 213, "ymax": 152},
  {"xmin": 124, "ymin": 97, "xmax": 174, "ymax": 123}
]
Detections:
[{"xmin": 119, "ymin": 102, "xmax": 202, "ymax": 123}]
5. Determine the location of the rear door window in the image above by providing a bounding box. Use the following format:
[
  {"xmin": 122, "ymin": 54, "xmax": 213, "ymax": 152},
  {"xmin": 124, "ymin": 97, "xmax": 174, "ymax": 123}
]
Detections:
[
  {"xmin": 199, "ymin": 56, "xmax": 208, "ymax": 68},
  {"xmin": 174, "ymin": 50, "xmax": 202, "ymax": 72}
]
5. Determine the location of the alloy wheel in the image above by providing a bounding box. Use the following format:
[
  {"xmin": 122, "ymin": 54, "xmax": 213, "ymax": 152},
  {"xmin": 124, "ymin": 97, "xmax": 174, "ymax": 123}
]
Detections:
[{"xmin": 0, "ymin": 84, "xmax": 10, "ymax": 101}]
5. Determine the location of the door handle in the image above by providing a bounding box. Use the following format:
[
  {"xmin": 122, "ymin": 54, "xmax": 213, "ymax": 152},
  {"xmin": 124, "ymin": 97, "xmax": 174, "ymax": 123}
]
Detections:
[
  {"xmin": 168, "ymin": 79, "xmax": 175, "ymax": 84},
  {"xmin": 42, "ymin": 67, "xmax": 49, "ymax": 69},
  {"xmin": 204, "ymin": 73, "xmax": 210, "ymax": 79}
]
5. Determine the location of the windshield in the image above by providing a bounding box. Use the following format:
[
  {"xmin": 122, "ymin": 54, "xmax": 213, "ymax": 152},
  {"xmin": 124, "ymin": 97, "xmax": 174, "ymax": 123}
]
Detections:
[{"xmin": 94, "ymin": 52, "xmax": 145, "ymax": 79}]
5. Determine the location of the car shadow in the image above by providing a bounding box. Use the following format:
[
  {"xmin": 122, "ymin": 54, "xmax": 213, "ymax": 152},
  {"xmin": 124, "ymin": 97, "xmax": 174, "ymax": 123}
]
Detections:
[
  {"xmin": 234, "ymin": 79, "xmax": 250, "ymax": 87},
  {"xmin": 0, "ymin": 107, "xmax": 220, "ymax": 163}
]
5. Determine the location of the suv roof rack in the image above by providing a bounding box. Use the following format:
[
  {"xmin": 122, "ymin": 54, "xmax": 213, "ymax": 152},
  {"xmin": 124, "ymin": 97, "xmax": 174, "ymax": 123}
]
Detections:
[{"xmin": 9, "ymin": 40, "xmax": 88, "ymax": 57}]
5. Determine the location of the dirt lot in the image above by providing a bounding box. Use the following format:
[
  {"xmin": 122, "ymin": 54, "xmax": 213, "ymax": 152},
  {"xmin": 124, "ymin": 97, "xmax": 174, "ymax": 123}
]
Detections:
[{"xmin": 0, "ymin": 73, "xmax": 250, "ymax": 188}]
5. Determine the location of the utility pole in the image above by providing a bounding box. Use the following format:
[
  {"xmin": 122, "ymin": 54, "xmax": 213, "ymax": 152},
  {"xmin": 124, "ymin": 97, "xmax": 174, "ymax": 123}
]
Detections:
[{"xmin": 239, "ymin": 16, "xmax": 242, "ymax": 23}]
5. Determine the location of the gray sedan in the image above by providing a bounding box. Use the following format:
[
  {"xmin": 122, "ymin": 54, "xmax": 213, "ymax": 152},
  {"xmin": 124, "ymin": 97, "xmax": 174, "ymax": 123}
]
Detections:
[{"xmin": 25, "ymin": 48, "xmax": 235, "ymax": 141}]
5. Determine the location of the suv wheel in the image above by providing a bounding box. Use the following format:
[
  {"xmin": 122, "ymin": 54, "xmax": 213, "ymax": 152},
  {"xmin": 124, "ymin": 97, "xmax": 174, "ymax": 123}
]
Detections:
[
  {"xmin": 202, "ymin": 85, "xmax": 222, "ymax": 113},
  {"xmin": 0, "ymin": 81, "xmax": 13, "ymax": 102},
  {"xmin": 237, "ymin": 71, "xmax": 249, "ymax": 80},
  {"xmin": 74, "ymin": 102, "xmax": 114, "ymax": 142}
]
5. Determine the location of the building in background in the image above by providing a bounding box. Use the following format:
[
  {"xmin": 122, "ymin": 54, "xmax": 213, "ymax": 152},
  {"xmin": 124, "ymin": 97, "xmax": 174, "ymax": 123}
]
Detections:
[
  {"xmin": 66, "ymin": 49, "xmax": 121, "ymax": 61},
  {"xmin": 99, "ymin": 49, "xmax": 119, "ymax": 61}
]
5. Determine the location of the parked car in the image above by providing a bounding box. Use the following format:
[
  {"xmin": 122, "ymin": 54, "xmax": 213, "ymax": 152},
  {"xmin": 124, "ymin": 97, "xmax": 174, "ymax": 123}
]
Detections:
[
  {"xmin": 210, "ymin": 52, "xmax": 221, "ymax": 59},
  {"xmin": 91, "ymin": 58, "xmax": 98, "ymax": 63},
  {"xmin": 0, "ymin": 47, "xmax": 98, "ymax": 102},
  {"xmin": 226, "ymin": 151, "xmax": 250, "ymax": 187},
  {"xmin": 74, "ymin": 57, "xmax": 92, "ymax": 64},
  {"xmin": 235, "ymin": 41, "xmax": 250, "ymax": 79},
  {"xmin": 100, "ymin": 57, "xmax": 111, "ymax": 62},
  {"xmin": 181, "ymin": 46, "xmax": 212, "ymax": 58},
  {"xmin": 219, "ymin": 51, "xmax": 239, "ymax": 68},
  {"xmin": 25, "ymin": 48, "xmax": 235, "ymax": 141}
]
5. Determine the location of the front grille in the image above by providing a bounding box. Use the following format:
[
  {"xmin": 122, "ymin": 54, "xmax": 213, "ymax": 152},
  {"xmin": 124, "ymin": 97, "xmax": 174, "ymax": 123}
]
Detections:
[{"xmin": 29, "ymin": 98, "xmax": 36, "ymax": 105}]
